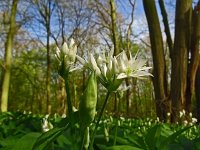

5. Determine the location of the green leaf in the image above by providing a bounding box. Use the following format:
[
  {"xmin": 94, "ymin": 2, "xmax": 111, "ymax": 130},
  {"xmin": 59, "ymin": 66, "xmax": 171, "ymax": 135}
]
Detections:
[
  {"xmin": 0, "ymin": 136, "xmax": 21, "ymax": 149},
  {"xmin": 105, "ymin": 145, "xmax": 144, "ymax": 150},
  {"xmin": 144, "ymin": 124, "xmax": 162, "ymax": 150},
  {"xmin": 12, "ymin": 132, "xmax": 41, "ymax": 150},
  {"xmin": 125, "ymin": 134, "xmax": 146, "ymax": 149},
  {"xmin": 32, "ymin": 124, "xmax": 69, "ymax": 150},
  {"xmin": 79, "ymin": 71, "xmax": 97, "ymax": 129},
  {"xmin": 193, "ymin": 137, "xmax": 200, "ymax": 150},
  {"xmin": 55, "ymin": 134, "xmax": 72, "ymax": 147},
  {"xmin": 159, "ymin": 125, "xmax": 193, "ymax": 150}
]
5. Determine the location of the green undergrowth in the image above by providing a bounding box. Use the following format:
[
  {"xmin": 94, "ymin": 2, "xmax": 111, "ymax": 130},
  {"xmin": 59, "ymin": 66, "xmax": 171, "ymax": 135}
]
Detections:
[{"xmin": 0, "ymin": 112, "xmax": 200, "ymax": 150}]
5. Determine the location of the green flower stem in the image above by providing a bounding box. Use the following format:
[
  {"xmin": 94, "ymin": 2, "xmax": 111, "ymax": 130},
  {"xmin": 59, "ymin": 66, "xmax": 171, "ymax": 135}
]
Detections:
[
  {"xmin": 113, "ymin": 124, "xmax": 118, "ymax": 145},
  {"xmin": 64, "ymin": 75, "xmax": 73, "ymax": 121},
  {"xmin": 64, "ymin": 75, "xmax": 77, "ymax": 150},
  {"xmin": 89, "ymin": 91, "xmax": 111, "ymax": 150}
]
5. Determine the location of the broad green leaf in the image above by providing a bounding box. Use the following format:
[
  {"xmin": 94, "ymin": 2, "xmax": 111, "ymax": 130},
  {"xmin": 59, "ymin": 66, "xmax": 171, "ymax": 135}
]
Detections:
[
  {"xmin": 12, "ymin": 132, "xmax": 41, "ymax": 150},
  {"xmin": 144, "ymin": 124, "xmax": 162, "ymax": 150},
  {"xmin": 56, "ymin": 134, "xmax": 72, "ymax": 147},
  {"xmin": 159, "ymin": 126, "xmax": 193, "ymax": 150},
  {"xmin": 125, "ymin": 134, "xmax": 146, "ymax": 149},
  {"xmin": 32, "ymin": 124, "xmax": 69, "ymax": 150},
  {"xmin": 0, "ymin": 136, "xmax": 20, "ymax": 149}
]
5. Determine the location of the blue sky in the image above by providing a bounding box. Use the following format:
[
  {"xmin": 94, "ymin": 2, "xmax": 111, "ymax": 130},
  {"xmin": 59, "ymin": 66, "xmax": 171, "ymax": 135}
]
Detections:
[{"xmin": 116, "ymin": 0, "xmax": 177, "ymax": 42}]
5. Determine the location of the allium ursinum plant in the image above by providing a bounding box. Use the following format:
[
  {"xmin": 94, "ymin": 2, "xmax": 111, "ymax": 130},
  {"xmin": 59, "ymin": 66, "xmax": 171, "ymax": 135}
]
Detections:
[
  {"xmin": 55, "ymin": 40, "xmax": 99, "ymax": 150},
  {"xmin": 55, "ymin": 39, "xmax": 152, "ymax": 149},
  {"xmin": 76, "ymin": 49, "xmax": 152, "ymax": 149},
  {"xmin": 55, "ymin": 39, "xmax": 78, "ymax": 122},
  {"xmin": 55, "ymin": 39, "xmax": 78, "ymax": 76},
  {"xmin": 77, "ymin": 49, "xmax": 152, "ymax": 92}
]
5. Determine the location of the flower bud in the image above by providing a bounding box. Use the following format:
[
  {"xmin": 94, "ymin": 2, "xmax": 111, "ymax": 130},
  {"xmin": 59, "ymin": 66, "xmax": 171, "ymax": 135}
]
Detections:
[{"xmin": 79, "ymin": 71, "xmax": 97, "ymax": 129}]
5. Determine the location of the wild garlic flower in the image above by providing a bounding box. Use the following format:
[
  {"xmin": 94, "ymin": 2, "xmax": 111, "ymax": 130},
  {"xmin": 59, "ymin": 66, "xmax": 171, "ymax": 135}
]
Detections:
[
  {"xmin": 76, "ymin": 49, "xmax": 152, "ymax": 92},
  {"xmin": 117, "ymin": 51, "xmax": 152, "ymax": 79},
  {"xmin": 42, "ymin": 115, "xmax": 53, "ymax": 132},
  {"xmin": 192, "ymin": 118, "xmax": 197, "ymax": 124},
  {"xmin": 55, "ymin": 39, "xmax": 78, "ymax": 75}
]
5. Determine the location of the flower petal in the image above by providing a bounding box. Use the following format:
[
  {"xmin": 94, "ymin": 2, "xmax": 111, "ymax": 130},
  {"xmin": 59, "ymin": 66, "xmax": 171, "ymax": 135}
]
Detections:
[
  {"xmin": 90, "ymin": 54, "xmax": 101, "ymax": 75},
  {"xmin": 76, "ymin": 55, "xmax": 86, "ymax": 65},
  {"xmin": 117, "ymin": 73, "xmax": 127, "ymax": 79},
  {"xmin": 62, "ymin": 42, "xmax": 69, "ymax": 55}
]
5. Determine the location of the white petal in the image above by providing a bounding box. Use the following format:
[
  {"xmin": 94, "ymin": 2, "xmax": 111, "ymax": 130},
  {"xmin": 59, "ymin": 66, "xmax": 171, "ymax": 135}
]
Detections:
[
  {"xmin": 69, "ymin": 38, "xmax": 75, "ymax": 48},
  {"xmin": 117, "ymin": 73, "xmax": 127, "ymax": 79},
  {"xmin": 138, "ymin": 66, "xmax": 152, "ymax": 71},
  {"xmin": 97, "ymin": 55, "xmax": 104, "ymax": 65},
  {"xmin": 55, "ymin": 47, "xmax": 61, "ymax": 60},
  {"xmin": 62, "ymin": 42, "xmax": 69, "ymax": 55},
  {"xmin": 112, "ymin": 56, "xmax": 119, "ymax": 73},
  {"xmin": 119, "ymin": 57, "xmax": 126, "ymax": 72},
  {"xmin": 108, "ymin": 59, "xmax": 112, "ymax": 71},
  {"xmin": 121, "ymin": 51, "xmax": 128, "ymax": 62},
  {"xmin": 69, "ymin": 66, "xmax": 80, "ymax": 72},
  {"xmin": 90, "ymin": 54, "xmax": 101, "ymax": 75},
  {"xmin": 76, "ymin": 55, "xmax": 86, "ymax": 65},
  {"xmin": 103, "ymin": 64, "xmax": 107, "ymax": 77}
]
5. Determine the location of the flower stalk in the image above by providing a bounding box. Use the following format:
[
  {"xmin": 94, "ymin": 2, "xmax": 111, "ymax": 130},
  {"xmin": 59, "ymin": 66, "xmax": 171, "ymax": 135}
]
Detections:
[{"xmin": 89, "ymin": 91, "xmax": 111, "ymax": 150}]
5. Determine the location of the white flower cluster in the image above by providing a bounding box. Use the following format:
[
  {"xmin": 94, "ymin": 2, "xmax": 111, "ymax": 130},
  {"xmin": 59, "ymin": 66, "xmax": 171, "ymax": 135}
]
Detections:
[
  {"xmin": 42, "ymin": 115, "xmax": 53, "ymax": 132},
  {"xmin": 177, "ymin": 109, "xmax": 198, "ymax": 125},
  {"xmin": 76, "ymin": 48, "xmax": 152, "ymax": 91},
  {"xmin": 55, "ymin": 39, "xmax": 78, "ymax": 73},
  {"xmin": 55, "ymin": 39, "xmax": 152, "ymax": 91}
]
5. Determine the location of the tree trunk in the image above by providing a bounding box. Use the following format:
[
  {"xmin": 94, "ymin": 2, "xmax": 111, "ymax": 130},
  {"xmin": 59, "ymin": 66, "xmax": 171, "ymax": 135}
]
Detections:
[
  {"xmin": 1, "ymin": 0, "xmax": 18, "ymax": 112},
  {"xmin": 110, "ymin": 0, "xmax": 119, "ymax": 55},
  {"xmin": 171, "ymin": 0, "xmax": 192, "ymax": 122},
  {"xmin": 143, "ymin": 0, "xmax": 168, "ymax": 121},
  {"xmin": 158, "ymin": 0, "xmax": 173, "ymax": 58},
  {"xmin": 185, "ymin": 1, "xmax": 200, "ymax": 114},
  {"xmin": 46, "ymin": 19, "xmax": 51, "ymax": 114},
  {"xmin": 195, "ymin": 61, "xmax": 200, "ymax": 123}
]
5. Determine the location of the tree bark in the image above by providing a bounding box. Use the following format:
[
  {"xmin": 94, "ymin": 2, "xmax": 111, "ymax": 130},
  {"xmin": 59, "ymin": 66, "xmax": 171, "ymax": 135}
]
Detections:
[
  {"xmin": 158, "ymin": 0, "xmax": 173, "ymax": 58},
  {"xmin": 1, "ymin": 0, "xmax": 18, "ymax": 112},
  {"xmin": 46, "ymin": 0, "xmax": 51, "ymax": 114},
  {"xmin": 110, "ymin": 0, "xmax": 119, "ymax": 55},
  {"xmin": 195, "ymin": 61, "xmax": 200, "ymax": 123},
  {"xmin": 143, "ymin": 0, "xmax": 168, "ymax": 121},
  {"xmin": 185, "ymin": 1, "xmax": 200, "ymax": 114},
  {"xmin": 171, "ymin": 0, "xmax": 192, "ymax": 122}
]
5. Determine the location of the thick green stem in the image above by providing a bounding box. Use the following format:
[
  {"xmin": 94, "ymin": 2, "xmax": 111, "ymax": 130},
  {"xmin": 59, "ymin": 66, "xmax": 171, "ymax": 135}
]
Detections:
[
  {"xmin": 89, "ymin": 91, "xmax": 111, "ymax": 150},
  {"xmin": 64, "ymin": 76, "xmax": 73, "ymax": 120},
  {"xmin": 113, "ymin": 124, "xmax": 118, "ymax": 145}
]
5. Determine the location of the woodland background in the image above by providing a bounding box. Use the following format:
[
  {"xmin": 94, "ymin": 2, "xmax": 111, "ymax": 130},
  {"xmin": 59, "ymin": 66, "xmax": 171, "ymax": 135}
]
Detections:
[{"xmin": 0, "ymin": 0, "xmax": 200, "ymax": 123}]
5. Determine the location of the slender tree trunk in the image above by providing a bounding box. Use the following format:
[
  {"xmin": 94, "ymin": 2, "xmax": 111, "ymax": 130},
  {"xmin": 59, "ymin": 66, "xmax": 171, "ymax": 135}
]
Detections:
[
  {"xmin": 126, "ymin": 0, "xmax": 136, "ymax": 117},
  {"xmin": 57, "ymin": 78, "xmax": 66, "ymax": 115},
  {"xmin": 110, "ymin": 0, "xmax": 119, "ymax": 55},
  {"xmin": 171, "ymin": 0, "xmax": 192, "ymax": 122},
  {"xmin": 46, "ymin": 1, "xmax": 52, "ymax": 114},
  {"xmin": 143, "ymin": 0, "xmax": 168, "ymax": 121},
  {"xmin": 185, "ymin": 1, "xmax": 200, "ymax": 114},
  {"xmin": 158, "ymin": 0, "xmax": 173, "ymax": 58},
  {"xmin": 1, "ymin": 0, "xmax": 18, "ymax": 112},
  {"xmin": 110, "ymin": 0, "xmax": 120, "ymax": 115},
  {"xmin": 195, "ymin": 61, "xmax": 200, "ymax": 123},
  {"xmin": 46, "ymin": 23, "xmax": 51, "ymax": 114}
]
